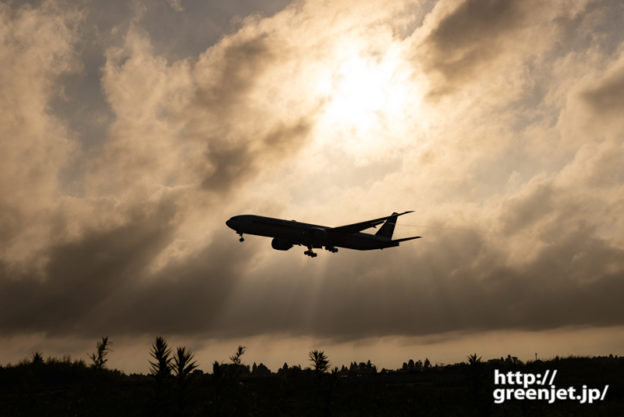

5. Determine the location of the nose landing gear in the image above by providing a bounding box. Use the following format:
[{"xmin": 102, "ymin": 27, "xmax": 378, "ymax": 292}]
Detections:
[{"xmin": 238, "ymin": 232, "xmax": 244, "ymax": 242}]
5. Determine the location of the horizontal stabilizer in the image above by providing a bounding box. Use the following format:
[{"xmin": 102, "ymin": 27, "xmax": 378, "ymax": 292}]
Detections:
[{"xmin": 392, "ymin": 236, "xmax": 421, "ymax": 243}]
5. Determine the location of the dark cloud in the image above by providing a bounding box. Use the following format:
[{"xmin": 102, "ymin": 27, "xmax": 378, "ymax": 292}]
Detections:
[
  {"xmin": 0, "ymin": 202, "xmax": 177, "ymax": 335},
  {"xmin": 5, "ymin": 206, "xmax": 623, "ymax": 340},
  {"xmin": 581, "ymin": 68, "xmax": 624, "ymax": 116},
  {"xmin": 0, "ymin": 199, "xmax": 255, "ymax": 337},
  {"xmin": 90, "ymin": 227, "xmax": 255, "ymax": 336},
  {"xmin": 200, "ymin": 220, "xmax": 624, "ymax": 341},
  {"xmin": 195, "ymin": 35, "xmax": 277, "ymax": 113},
  {"xmin": 421, "ymin": 0, "xmax": 531, "ymax": 92},
  {"xmin": 191, "ymin": 34, "xmax": 313, "ymax": 192},
  {"xmin": 140, "ymin": 0, "xmax": 293, "ymax": 59},
  {"xmin": 201, "ymin": 119, "xmax": 311, "ymax": 191}
]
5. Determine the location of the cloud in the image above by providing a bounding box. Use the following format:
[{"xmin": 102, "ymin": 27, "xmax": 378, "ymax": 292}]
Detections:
[
  {"xmin": 189, "ymin": 32, "xmax": 314, "ymax": 191},
  {"xmin": 582, "ymin": 67, "xmax": 624, "ymax": 116},
  {"xmin": 172, "ymin": 212, "xmax": 624, "ymax": 340},
  {"xmin": 0, "ymin": 1, "xmax": 81, "ymax": 266},
  {"xmin": 0, "ymin": 197, "xmax": 258, "ymax": 337},
  {"xmin": 166, "ymin": 0, "xmax": 184, "ymax": 13},
  {"xmin": 423, "ymin": 0, "xmax": 529, "ymax": 81},
  {"xmin": 416, "ymin": 0, "xmax": 593, "ymax": 97},
  {"xmin": 0, "ymin": 203, "xmax": 176, "ymax": 334},
  {"xmin": 201, "ymin": 118, "xmax": 312, "ymax": 191}
]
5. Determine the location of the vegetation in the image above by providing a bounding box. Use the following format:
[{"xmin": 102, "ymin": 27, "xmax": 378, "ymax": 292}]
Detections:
[
  {"xmin": 309, "ymin": 350, "xmax": 330, "ymax": 374},
  {"xmin": 229, "ymin": 345, "xmax": 246, "ymax": 365},
  {"xmin": 89, "ymin": 336, "xmax": 112, "ymax": 369},
  {"xmin": 0, "ymin": 339, "xmax": 622, "ymax": 416}
]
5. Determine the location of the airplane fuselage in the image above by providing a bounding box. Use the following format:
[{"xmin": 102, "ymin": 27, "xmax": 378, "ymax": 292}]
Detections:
[{"xmin": 226, "ymin": 214, "xmax": 400, "ymax": 252}]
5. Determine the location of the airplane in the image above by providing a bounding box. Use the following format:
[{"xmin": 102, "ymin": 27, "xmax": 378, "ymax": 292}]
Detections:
[{"xmin": 225, "ymin": 211, "xmax": 420, "ymax": 257}]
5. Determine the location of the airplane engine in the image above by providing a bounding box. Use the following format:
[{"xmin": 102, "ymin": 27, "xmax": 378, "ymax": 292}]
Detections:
[{"xmin": 271, "ymin": 238, "xmax": 293, "ymax": 251}]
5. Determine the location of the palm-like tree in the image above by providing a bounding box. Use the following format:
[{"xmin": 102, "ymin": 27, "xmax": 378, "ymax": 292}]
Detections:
[
  {"xmin": 150, "ymin": 336, "xmax": 172, "ymax": 377},
  {"xmin": 173, "ymin": 347, "xmax": 197, "ymax": 381},
  {"xmin": 173, "ymin": 347, "xmax": 198, "ymax": 414},
  {"xmin": 149, "ymin": 337, "xmax": 173, "ymax": 416},
  {"xmin": 309, "ymin": 350, "xmax": 329, "ymax": 374},
  {"xmin": 467, "ymin": 353, "xmax": 482, "ymax": 367}
]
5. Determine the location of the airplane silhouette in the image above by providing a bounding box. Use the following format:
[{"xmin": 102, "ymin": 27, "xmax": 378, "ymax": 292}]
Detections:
[{"xmin": 226, "ymin": 211, "xmax": 420, "ymax": 257}]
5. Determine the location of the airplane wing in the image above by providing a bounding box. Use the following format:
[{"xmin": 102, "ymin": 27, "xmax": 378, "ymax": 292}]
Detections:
[{"xmin": 328, "ymin": 211, "xmax": 413, "ymax": 236}]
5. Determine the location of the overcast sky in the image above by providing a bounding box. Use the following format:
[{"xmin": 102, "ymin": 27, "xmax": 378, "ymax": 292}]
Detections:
[{"xmin": 2, "ymin": 0, "xmax": 624, "ymax": 372}]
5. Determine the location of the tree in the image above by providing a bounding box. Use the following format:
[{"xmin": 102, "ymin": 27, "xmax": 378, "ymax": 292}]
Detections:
[
  {"xmin": 31, "ymin": 352, "xmax": 43, "ymax": 366},
  {"xmin": 149, "ymin": 337, "xmax": 173, "ymax": 416},
  {"xmin": 467, "ymin": 353, "xmax": 482, "ymax": 367},
  {"xmin": 173, "ymin": 347, "xmax": 197, "ymax": 381},
  {"xmin": 173, "ymin": 346, "xmax": 198, "ymax": 415},
  {"xmin": 89, "ymin": 336, "xmax": 111, "ymax": 369},
  {"xmin": 309, "ymin": 350, "xmax": 329, "ymax": 374},
  {"xmin": 150, "ymin": 336, "xmax": 172, "ymax": 378},
  {"xmin": 230, "ymin": 345, "xmax": 246, "ymax": 365}
]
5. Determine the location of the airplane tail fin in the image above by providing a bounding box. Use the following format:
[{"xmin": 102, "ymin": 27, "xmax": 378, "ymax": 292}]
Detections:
[{"xmin": 375, "ymin": 212, "xmax": 400, "ymax": 239}]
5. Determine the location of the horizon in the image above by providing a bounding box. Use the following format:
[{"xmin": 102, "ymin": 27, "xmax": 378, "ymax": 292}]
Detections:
[{"xmin": 3, "ymin": 326, "xmax": 622, "ymax": 374}]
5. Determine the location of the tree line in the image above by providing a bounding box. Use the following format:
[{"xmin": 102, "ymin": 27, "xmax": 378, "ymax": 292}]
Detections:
[{"xmin": 0, "ymin": 336, "xmax": 621, "ymax": 417}]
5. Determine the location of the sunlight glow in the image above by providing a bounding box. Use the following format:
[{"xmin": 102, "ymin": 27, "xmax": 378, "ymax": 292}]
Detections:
[{"xmin": 314, "ymin": 41, "xmax": 420, "ymax": 160}]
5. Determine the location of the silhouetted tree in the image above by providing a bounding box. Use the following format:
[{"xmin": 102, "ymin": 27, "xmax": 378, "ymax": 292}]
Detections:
[
  {"xmin": 214, "ymin": 348, "xmax": 252, "ymax": 416},
  {"xmin": 172, "ymin": 346, "xmax": 197, "ymax": 416},
  {"xmin": 173, "ymin": 347, "xmax": 197, "ymax": 382},
  {"xmin": 212, "ymin": 361, "xmax": 224, "ymax": 416},
  {"xmin": 309, "ymin": 350, "xmax": 329, "ymax": 374},
  {"xmin": 466, "ymin": 353, "xmax": 488, "ymax": 415},
  {"xmin": 149, "ymin": 337, "xmax": 173, "ymax": 416},
  {"xmin": 31, "ymin": 352, "xmax": 43, "ymax": 366},
  {"xmin": 230, "ymin": 345, "xmax": 246, "ymax": 365},
  {"xmin": 309, "ymin": 351, "xmax": 333, "ymax": 416},
  {"xmin": 88, "ymin": 336, "xmax": 111, "ymax": 369},
  {"xmin": 150, "ymin": 337, "xmax": 172, "ymax": 377},
  {"xmin": 251, "ymin": 362, "xmax": 271, "ymax": 377},
  {"xmin": 467, "ymin": 353, "xmax": 481, "ymax": 366}
]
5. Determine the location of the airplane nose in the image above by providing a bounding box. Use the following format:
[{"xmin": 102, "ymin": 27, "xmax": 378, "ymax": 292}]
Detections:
[{"xmin": 226, "ymin": 217, "xmax": 236, "ymax": 230}]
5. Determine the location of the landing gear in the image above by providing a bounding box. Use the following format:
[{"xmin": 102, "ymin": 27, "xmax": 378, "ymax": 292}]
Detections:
[
  {"xmin": 238, "ymin": 232, "xmax": 244, "ymax": 242},
  {"xmin": 304, "ymin": 246, "xmax": 317, "ymax": 257},
  {"xmin": 325, "ymin": 246, "xmax": 338, "ymax": 253}
]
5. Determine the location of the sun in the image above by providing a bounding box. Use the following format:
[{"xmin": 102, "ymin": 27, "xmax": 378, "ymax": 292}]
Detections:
[
  {"xmin": 325, "ymin": 55, "xmax": 387, "ymax": 129},
  {"xmin": 314, "ymin": 41, "xmax": 418, "ymax": 158}
]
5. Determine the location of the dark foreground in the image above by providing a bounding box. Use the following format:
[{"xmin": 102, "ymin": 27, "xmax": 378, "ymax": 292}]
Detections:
[{"xmin": 1, "ymin": 355, "xmax": 622, "ymax": 417}]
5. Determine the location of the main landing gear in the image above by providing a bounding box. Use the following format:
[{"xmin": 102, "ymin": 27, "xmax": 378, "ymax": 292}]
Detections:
[{"xmin": 304, "ymin": 246, "xmax": 317, "ymax": 257}]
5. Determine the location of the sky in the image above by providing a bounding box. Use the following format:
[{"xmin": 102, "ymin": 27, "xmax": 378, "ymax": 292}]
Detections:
[{"xmin": 1, "ymin": 0, "xmax": 624, "ymax": 373}]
